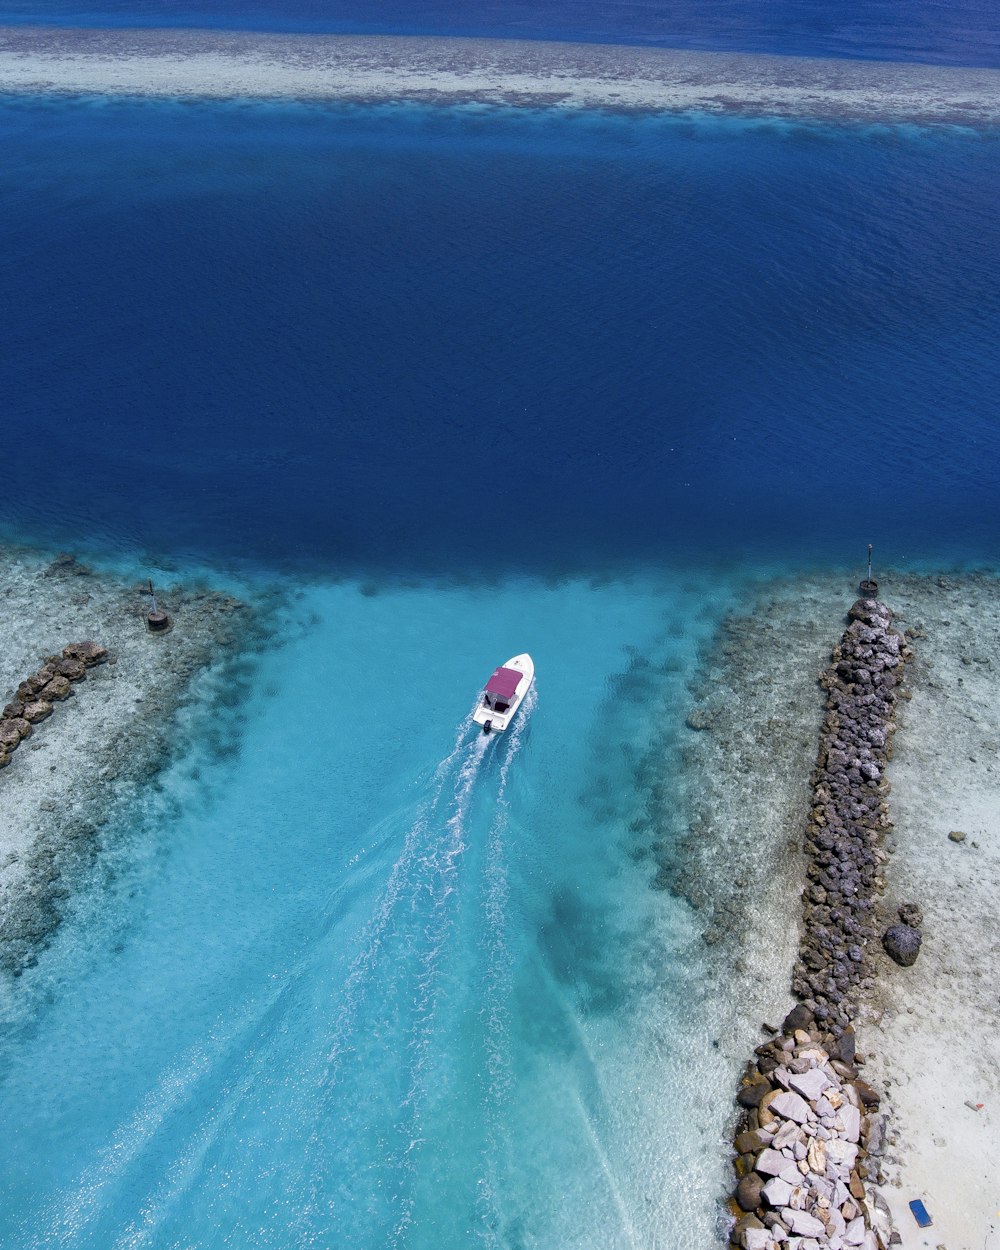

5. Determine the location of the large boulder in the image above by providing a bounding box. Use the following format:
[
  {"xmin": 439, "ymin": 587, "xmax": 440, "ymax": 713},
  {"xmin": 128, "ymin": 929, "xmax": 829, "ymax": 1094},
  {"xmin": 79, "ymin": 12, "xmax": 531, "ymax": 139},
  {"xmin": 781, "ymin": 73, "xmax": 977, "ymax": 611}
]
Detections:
[
  {"xmin": 737, "ymin": 1080, "xmax": 773, "ymax": 1109},
  {"xmin": 0, "ymin": 718, "xmax": 30, "ymax": 747},
  {"xmin": 22, "ymin": 701, "xmax": 53, "ymax": 724},
  {"xmin": 40, "ymin": 675, "xmax": 73, "ymax": 702},
  {"xmin": 882, "ymin": 923, "xmax": 921, "ymax": 967},
  {"xmin": 63, "ymin": 640, "xmax": 108, "ymax": 667},
  {"xmin": 782, "ymin": 1004, "xmax": 813, "ymax": 1034},
  {"xmin": 736, "ymin": 1171, "xmax": 765, "ymax": 1212}
]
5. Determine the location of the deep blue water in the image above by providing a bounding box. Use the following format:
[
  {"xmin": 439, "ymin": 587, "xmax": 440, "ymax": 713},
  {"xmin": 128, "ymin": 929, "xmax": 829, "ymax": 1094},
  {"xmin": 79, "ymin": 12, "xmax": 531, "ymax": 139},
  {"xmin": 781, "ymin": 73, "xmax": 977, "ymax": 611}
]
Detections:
[
  {"xmin": 2, "ymin": 0, "xmax": 1000, "ymax": 68},
  {"xmin": 2, "ymin": 100, "xmax": 999, "ymax": 575}
]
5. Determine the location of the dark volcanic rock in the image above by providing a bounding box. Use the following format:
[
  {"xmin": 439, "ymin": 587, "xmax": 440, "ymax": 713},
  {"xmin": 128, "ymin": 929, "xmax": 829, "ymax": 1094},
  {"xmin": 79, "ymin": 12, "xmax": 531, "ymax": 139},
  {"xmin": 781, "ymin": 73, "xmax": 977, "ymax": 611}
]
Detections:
[
  {"xmin": 40, "ymin": 675, "xmax": 73, "ymax": 702},
  {"xmin": 782, "ymin": 1003, "xmax": 813, "ymax": 1034},
  {"xmin": 882, "ymin": 922, "xmax": 922, "ymax": 967},
  {"xmin": 22, "ymin": 700, "xmax": 54, "ymax": 724},
  {"xmin": 736, "ymin": 1080, "xmax": 773, "ymax": 1109}
]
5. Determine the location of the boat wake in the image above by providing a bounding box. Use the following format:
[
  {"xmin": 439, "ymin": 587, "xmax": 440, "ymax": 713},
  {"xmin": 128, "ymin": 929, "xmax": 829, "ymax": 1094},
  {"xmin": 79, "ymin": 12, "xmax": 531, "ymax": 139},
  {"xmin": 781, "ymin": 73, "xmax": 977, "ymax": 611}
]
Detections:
[
  {"xmin": 298, "ymin": 695, "xmax": 537, "ymax": 1245},
  {"xmin": 30, "ymin": 699, "xmax": 538, "ymax": 1250}
]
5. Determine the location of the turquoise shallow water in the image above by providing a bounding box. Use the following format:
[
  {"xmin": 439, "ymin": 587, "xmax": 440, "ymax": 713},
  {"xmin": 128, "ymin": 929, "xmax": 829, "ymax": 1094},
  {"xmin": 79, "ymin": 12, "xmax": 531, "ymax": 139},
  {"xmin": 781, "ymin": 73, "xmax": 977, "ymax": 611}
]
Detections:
[{"xmin": 0, "ymin": 571, "xmax": 744, "ymax": 1249}]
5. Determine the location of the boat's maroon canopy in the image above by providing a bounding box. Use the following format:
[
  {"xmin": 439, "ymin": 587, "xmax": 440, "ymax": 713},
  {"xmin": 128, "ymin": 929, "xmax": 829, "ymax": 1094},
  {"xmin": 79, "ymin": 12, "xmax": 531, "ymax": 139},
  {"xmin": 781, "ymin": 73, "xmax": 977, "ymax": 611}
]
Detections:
[{"xmin": 486, "ymin": 666, "xmax": 521, "ymax": 698}]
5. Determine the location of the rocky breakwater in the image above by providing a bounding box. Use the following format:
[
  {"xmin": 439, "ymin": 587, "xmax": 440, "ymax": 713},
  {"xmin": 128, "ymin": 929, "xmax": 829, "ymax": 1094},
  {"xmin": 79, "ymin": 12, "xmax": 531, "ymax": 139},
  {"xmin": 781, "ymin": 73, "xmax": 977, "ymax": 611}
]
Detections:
[
  {"xmin": 731, "ymin": 1003, "xmax": 892, "ymax": 1250},
  {"xmin": 728, "ymin": 593, "xmax": 912, "ymax": 1249},
  {"xmin": 0, "ymin": 642, "xmax": 108, "ymax": 768},
  {"xmin": 793, "ymin": 596, "xmax": 912, "ymax": 1028}
]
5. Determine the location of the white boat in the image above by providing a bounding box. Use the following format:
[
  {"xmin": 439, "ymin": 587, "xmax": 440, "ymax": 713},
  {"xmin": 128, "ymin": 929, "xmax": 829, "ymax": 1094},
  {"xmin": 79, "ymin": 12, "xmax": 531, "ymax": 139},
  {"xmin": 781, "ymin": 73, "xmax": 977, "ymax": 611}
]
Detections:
[{"xmin": 473, "ymin": 653, "xmax": 534, "ymax": 734}]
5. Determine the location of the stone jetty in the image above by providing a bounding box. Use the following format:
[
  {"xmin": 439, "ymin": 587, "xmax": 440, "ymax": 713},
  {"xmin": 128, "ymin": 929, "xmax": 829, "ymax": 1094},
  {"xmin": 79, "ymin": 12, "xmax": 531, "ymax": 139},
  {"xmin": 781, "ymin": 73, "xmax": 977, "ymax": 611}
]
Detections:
[
  {"xmin": 0, "ymin": 641, "xmax": 108, "ymax": 769},
  {"xmin": 730, "ymin": 1003, "xmax": 893, "ymax": 1250},
  {"xmin": 728, "ymin": 593, "xmax": 912, "ymax": 1249},
  {"xmin": 792, "ymin": 595, "xmax": 913, "ymax": 1027}
]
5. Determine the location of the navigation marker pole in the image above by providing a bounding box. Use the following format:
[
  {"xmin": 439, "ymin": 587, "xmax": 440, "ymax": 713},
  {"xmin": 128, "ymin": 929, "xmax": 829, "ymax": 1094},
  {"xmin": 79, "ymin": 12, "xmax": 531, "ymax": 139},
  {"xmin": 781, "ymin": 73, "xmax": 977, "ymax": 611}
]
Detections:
[
  {"xmin": 859, "ymin": 543, "xmax": 879, "ymax": 599},
  {"xmin": 146, "ymin": 578, "xmax": 171, "ymax": 633}
]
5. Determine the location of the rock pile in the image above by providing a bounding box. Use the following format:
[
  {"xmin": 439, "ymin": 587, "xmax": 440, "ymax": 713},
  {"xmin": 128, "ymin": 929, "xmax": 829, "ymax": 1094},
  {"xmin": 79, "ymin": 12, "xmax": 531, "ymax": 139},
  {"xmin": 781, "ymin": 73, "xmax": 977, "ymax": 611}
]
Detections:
[
  {"xmin": 728, "ymin": 594, "xmax": 913, "ymax": 1249},
  {"xmin": 792, "ymin": 597, "xmax": 913, "ymax": 1028},
  {"xmin": 0, "ymin": 641, "xmax": 108, "ymax": 768},
  {"xmin": 730, "ymin": 1004, "xmax": 893, "ymax": 1250}
]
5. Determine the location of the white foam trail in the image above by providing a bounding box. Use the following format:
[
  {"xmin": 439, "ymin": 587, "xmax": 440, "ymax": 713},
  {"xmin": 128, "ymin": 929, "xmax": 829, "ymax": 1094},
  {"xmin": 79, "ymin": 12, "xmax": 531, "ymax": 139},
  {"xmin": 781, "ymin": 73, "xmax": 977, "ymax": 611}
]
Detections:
[
  {"xmin": 295, "ymin": 710, "xmax": 492, "ymax": 1244},
  {"xmin": 320, "ymin": 708, "xmax": 476, "ymax": 1076},
  {"xmin": 473, "ymin": 685, "xmax": 536, "ymax": 1245},
  {"xmin": 389, "ymin": 731, "xmax": 491, "ymax": 1245}
]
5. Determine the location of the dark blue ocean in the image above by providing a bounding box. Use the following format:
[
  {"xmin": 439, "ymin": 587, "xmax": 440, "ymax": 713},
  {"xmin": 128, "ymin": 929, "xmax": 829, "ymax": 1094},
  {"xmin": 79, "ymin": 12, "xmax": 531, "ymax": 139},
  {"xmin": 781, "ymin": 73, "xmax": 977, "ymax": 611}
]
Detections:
[
  {"xmin": 2, "ymin": 101, "xmax": 999, "ymax": 574},
  {"xmin": 1, "ymin": 7, "xmax": 999, "ymax": 1250},
  {"xmin": 3, "ymin": 0, "xmax": 1000, "ymax": 67}
]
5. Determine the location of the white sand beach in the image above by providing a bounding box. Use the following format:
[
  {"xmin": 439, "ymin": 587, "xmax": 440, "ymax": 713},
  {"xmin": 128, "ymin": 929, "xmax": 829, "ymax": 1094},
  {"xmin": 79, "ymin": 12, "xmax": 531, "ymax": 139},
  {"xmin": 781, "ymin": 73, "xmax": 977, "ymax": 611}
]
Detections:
[
  {"xmin": 1, "ymin": 26, "xmax": 1000, "ymax": 125},
  {"xmin": 860, "ymin": 577, "xmax": 1000, "ymax": 1250}
]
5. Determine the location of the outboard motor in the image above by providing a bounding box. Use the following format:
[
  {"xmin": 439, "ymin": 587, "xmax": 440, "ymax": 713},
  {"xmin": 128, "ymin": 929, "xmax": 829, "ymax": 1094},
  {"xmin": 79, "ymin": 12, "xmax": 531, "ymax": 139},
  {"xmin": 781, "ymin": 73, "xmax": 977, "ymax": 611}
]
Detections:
[{"xmin": 483, "ymin": 719, "xmax": 492, "ymax": 735}]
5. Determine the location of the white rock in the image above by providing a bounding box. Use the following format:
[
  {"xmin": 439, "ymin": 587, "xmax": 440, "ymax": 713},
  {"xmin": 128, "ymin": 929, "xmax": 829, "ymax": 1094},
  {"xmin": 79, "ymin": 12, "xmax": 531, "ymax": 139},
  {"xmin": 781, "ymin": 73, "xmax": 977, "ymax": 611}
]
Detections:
[
  {"xmin": 840, "ymin": 1104, "xmax": 861, "ymax": 1143},
  {"xmin": 772, "ymin": 1120, "xmax": 803, "ymax": 1151},
  {"xmin": 793, "ymin": 1141, "xmax": 807, "ymax": 1161},
  {"xmin": 826, "ymin": 1089, "xmax": 844, "ymax": 1110},
  {"xmin": 771, "ymin": 1091, "xmax": 811, "ymax": 1124},
  {"xmin": 799, "ymin": 1047, "xmax": 829, "ymax": 1064},
  {"xmin": 779, "ymin": 1161, "xmax": 803, "ymax": 1185},
  {"xmin": 743, "ymin": 1228, "xmax": 771, "ymax": 1250},
  {"xmin": 832, "ymin": 1180, "xmax": 850, "ymax": 1207},
  {"xmin": 755, "ymin": 1148, "xmax": 788, "ymax": 1176},
  {"xmin": 772, "ymin": 1065, "xmax": 793, "ymax": 1090},
  {"xmin": 826, "ymin": 1139, "xmax": 859, "ymax": 1168},
  {"xmin": 789, "ymin": 1068, "xmax": 831, "ymax": 1101},
  {"xmin": 843, "ymin": 1216, "xmax": 866, "ymax": 1246},
  {"xmin": 763, "ymin": 1177, "xmax": 794, "ymax": 1207},
  {"xmin": 783, "ymin": 1209, "xmax": 826, "ymax": 1237},
  {"xmin": 816, "ymin": 1098, "xmax": 836, "ymax": 1118}
]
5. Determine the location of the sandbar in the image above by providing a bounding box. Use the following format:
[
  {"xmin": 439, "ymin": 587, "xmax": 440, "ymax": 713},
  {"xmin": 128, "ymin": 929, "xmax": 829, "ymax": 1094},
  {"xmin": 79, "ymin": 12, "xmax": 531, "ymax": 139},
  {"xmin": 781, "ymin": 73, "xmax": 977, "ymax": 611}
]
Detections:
[{"xmin": 1, "ymin": 26, "xmax": 1000, "ymax": 125}]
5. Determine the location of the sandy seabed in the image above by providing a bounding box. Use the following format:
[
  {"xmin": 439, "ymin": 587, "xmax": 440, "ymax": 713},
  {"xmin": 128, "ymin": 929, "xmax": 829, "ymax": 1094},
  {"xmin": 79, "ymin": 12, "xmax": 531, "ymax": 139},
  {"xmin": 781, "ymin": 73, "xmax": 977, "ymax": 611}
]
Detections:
[
  {"xmin": 0, "ymin": 545, "xmax": 271, "ymax": 978},
  {"xmin": 1, "ymin": 25, "xmax": 1000, "ymax": 125}
]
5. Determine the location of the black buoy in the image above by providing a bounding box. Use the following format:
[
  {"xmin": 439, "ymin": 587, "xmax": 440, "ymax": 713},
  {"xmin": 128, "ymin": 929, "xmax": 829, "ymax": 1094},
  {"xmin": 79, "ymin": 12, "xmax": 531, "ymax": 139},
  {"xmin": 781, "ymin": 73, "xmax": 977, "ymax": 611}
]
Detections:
[
  {"xmin": 146, "ymin": 579, "xmax": 171, "ymax": 633},
  {"xmin": 858, "ymin": 543, "xmax": 879, "ymax": 598}
]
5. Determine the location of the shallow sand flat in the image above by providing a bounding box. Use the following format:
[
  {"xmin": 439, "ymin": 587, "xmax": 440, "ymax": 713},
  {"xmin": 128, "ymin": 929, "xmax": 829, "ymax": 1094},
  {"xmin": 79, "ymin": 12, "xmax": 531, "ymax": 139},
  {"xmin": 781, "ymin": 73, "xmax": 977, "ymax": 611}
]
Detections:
[
  {"xmin": 2, "ymin": 26, "xmax": 1000, "ymax": 124},
  {"xmin": 860, "ymin": 576, "xmax": 1000, "ymax": 1250},
  {"xmin": 0, "ymin": 545, "xmax": 264, "ymax": 976}
]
